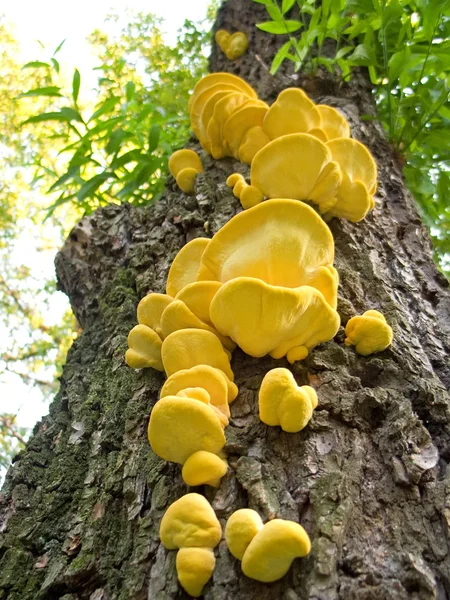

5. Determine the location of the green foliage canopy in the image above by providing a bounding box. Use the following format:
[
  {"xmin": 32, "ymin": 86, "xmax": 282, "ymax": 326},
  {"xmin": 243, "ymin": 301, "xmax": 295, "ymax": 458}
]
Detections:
[{"xmin": 254, "ymin": 0, "xmax": 450, "ymax": 276}]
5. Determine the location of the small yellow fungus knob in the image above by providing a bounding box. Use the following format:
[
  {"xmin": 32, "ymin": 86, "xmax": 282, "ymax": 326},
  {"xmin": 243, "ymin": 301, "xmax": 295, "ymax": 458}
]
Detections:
[
  {"xmin": 225, "ymin": 509, "xmax": 264, "ymax": 560},
  {"xmin": 160, "ymin": 493, "xmax": 221, "ymax": 597},
  {"xmin": 345, "ymin": 310, "xmax": 393, "ymax": 355},
  {"xmin": 176, "ymin": 547, "xmax": 216, "ymax": 597},
  {"xmin": 168, "ymin": 149, "xmax": 203, "ymax": 194},
  {"xmin": 259, "ymin": 368, "xmax": 318, "ymax": 432},
  {"xmin": 215, "ymin": 30, "xmax": 249, "ymax": 60},
  {"xmin": 182, "ymin": 450, "xmax": 228, "ymax": 487},
  {"xmin": 225, "ymin": 172, "xmax": 264, "ymax": 209}
]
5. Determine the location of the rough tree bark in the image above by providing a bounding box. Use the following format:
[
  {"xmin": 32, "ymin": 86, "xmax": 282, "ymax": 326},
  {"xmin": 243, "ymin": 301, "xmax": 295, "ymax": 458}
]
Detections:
[{"xmin": 1, "ymin": 1, "xmax": 450, "ymax": 599}]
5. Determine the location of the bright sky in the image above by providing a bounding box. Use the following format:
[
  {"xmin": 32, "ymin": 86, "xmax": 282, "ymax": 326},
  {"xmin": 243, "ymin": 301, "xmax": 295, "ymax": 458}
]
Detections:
[{"xmin": 1, "ymin": 0, "xmax": 211, "ymax": 438}]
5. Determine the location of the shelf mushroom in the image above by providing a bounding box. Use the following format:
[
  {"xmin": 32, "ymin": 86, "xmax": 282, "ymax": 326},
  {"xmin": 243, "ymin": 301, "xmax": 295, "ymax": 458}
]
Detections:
[
  {"xmin": 225, "ymin": 509, "xmax": 311, "ymax": 582},
  {"xmin": 262, "ymin": 88, "xmax": 322, "ymax": 139},
  {"xmin": 161, "ymin": 328, "xmax": 234, "ymax": 381},
  {"xmin": 125, "ymin": 324, "xmax": 164, "ymax": 371},
  {"xmin": 160, "ymin": 493, "xmax": 222, "ymax": 597},
  {"xmin": 345, "ymin": 310, "xmax": 393, "ymax": 355},
  {"xmin": 259, "ymin": 368, "xmax": 318, "ymax": 432},
  {"xmin": 325, "ymin": 138, "xmax": 377, "ymax": 222},
  {"xmin": 244, "ymin": 133, "xmax": 342, "ymax": 215},
  {"xmin": 195, "ymin": 199, "xmax": 340, "ymax": 362}
]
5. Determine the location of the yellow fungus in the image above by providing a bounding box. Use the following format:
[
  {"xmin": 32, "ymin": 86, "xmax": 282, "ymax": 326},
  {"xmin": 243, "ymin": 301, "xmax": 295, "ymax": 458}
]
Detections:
[
  {"xmin": 166, "ymin": 238, "xmax": 210, "ymax": 298},
  {"xmin": 345, "ymin": 310, "xmax": 393, "ymax": 355},
  {"xmin": 262, "ymin": 88, "xmax": 321, "ymax": 139},
  {"xmin": 160, "ymin": 493, "xmax": 221, "ymax": 597},
  {"xmin": 225, "ymin": 509, "xmax": 311, "ymax": 582},
  {"xmin": 326, "ymin": 138, "xmax": 378, "ymax": 222},
  {"xmin": 250, "ymin": 133, "xmax": 342, "ymax": 215},
  {"xmin": 168, "ymin": 149, "xmax": 203, "ymax": 195},
  {"xmin": 182, "ymin": 450, "xmax": 228, "ymax": 487},
  {"xmin": 125, "ymin": 324, "xmax": 164, "ymax": 371},
  {"xmin": 259, "ymin": 368, "xmax": 318, "ymax": 432}
]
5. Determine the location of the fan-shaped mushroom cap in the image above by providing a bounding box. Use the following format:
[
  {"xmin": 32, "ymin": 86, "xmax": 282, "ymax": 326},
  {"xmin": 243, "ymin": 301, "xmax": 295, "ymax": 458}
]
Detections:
[
  {"xmin": 161, "ymin": 329, "xmax": 234, "ymax": 380},
  {"xmin": 160, "ymin": 492, "xmax": 222, "ymax": 549},
  {"xmin": 161, "ymin": 365, "xmax": 238, "ymax": 409},
  {"xmin": 196, "ymin": 199, "xmax": 337, "ymax": 305},
  {"xmin": 207, "ymin": 93, "xmax": 254, "ymax": 159},
  {"xmin": 250, "ymin": 134, "xmax": 342, "ymax": 214},
  {"xmin": 137, "ymin": 293, "xmax": 174, "ymax": 338},
  {"xmin": 176, "ymin": 547, "xmax": 216, "ymax": 597},
  {"xmin": 190, "ymin": 83, "xmax": 242, "ymax": 138},
  {"xmin": 160, "ymin": 299, "xmax": 235, "ymax": 352},
  {"xmin": 259, "ymin": 368, "xmax": 318, "ymax": 432},
  {"xmin": 161, "ymin": 364, "xmax": 232, "ymax": 416},
  {"xmin": 242, "ymin": 519, "xmax": 311, "ymax": 582},
  {"xmin": 125, "ymin": 324, "xmax": 164, "ymax": 371},
  {"xmin": 177, "ymin": 388, "xmax": 229, "ymax": 427},
  {"xmin": 166, "ymin": 238, "xmax": 210, "ymax": 298},
  {"xmin": 316, "ymin": 105, "xmax": 351, "ymax": 140},
  {"xmin": 225, "ymin": 509, "xmax": 264, "ymax": 560},
  {"xmin": 188, "ymin": 73, "xmax": 257, "ymax": 113},
  {"xmin": 148, "ymin": 395, "xmax": 226, "ymax": 464},
  {"xmin": 175, "ymin": 281, "xmax": 221, "ymax": 326},
  {"xmin": 262, "ymin": 88, "xmax": 321, "ymax": 139},
  {"xmin": 168, "ymin": 149, "xmax": 203, "ymax": 194},
  {"xmin": 210, "ymin": 278, "xmax": 340, "ymax": 361},
  {"xmin": 345, "ymin": 310, "xmax": 393, "ymax": 355},
  {"xmin": 223, "ymin": 104, "xmax": 268, "ymax": 158},
  {"xmin": 326, "ymin": 138, "xmax": 377, "ymax": 222},
  {"xmin": 197, "ymin": 90, "xmax": 240, "ymax": 152},
  {"xmin": 182, "ymin": 450, "xmax": 228, "ymax": 487},
  {"xmin": 238, "ymin": 125, "xmax": 271, "ymax": 164}
]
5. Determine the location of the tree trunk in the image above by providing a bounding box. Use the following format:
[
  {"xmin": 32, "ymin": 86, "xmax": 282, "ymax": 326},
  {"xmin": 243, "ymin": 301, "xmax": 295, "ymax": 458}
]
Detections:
[{"xmin": 1, "ymin": 1, "xmax": 450, "ymax": 599}]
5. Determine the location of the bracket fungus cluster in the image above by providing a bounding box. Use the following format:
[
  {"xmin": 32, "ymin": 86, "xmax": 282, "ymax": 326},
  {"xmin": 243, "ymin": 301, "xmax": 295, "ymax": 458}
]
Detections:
[
  {"xmin": 186, "ymin": 72, "xmax": 377, "ymax": 222},
  {"xmin": 225, "ymin": 509, "xmax": 311, "ymax": 582},
  {"xmin": 215, "ymin": 30, "xmax": 249, "ymax": 60},
  {"xmin": 123, "ymin": 70, "xmax": 394, "ymax": 596}
]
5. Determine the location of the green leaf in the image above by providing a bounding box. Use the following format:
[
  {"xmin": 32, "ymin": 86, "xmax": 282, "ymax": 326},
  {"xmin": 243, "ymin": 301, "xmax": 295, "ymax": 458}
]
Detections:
[
  {"xmin": 22, "ymin": 61, "xmax": 49, "ymax": 69},
  {"xmin": 21, "ymin": 112, "xmax": 72, "ymax": 126},
  {"xmin": 105, "ymin": 128, "xmax": 130, "ymax": 155},
  {"xmin": 72, "ymin": 69, "xmax": 81, "ymax": 103},
  {"xmin": 17, "ymin": 86, "xmax": 62, "ymax": 99},
  {"xmin": 282, "ymin": 0, "xmax": 296, "ymax": 13},
  {"xmin": 53, "ymin": 39, "xmax": 66, "ymax": 55},
  {"xmin": 270, "ymin": 40, "xmax": 292, "ymax": 74},
  {"xmin": 256, "ymin": 20, "xmax": 303, "ymax": 34},
  {"xmin": 88, "ymin": 97, "xmax": 120, "ymax": 122},
  {"xmin": 347, "ymin": 43, "xmax": 378, "ymax": 67},
  {"xmin": 77, "ymin": 173, "xmax": 111, "ymax": 201},
  {"xmin": 110, "ymin": 149, "xmax": 142, "ymax": 170},
  {"xmin": 59, "ymin": 107, "xmax": 83, "ymax": 122},
  {"xmin": 125, "ymin": 81, "xmax": 136, "ymax": 102},
  {"xmin": 148, "ymin": 124, "xmax": 160, "ymax": 152},
  {"xmin": 51, "ymin": 58, "xmax": 60, "ymax": 73}
]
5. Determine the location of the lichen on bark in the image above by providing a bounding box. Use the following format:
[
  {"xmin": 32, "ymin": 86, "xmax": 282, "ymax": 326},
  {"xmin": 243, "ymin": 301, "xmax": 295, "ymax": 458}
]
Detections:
[{"xmin": 1, "ymin": 1, "xmax": 450, "ymax": 599}]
